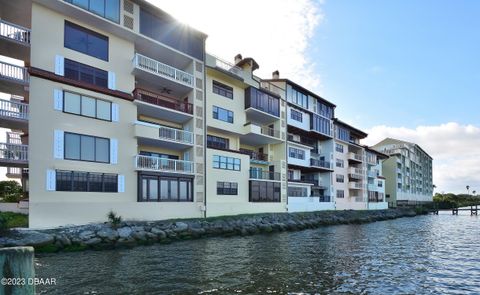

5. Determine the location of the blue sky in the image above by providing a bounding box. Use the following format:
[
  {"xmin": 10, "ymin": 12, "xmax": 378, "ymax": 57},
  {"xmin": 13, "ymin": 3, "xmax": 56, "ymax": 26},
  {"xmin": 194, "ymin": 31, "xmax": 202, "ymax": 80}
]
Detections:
[{"xmin": 312, "ymin": 0, "xmax": 480, "ymax": 130}]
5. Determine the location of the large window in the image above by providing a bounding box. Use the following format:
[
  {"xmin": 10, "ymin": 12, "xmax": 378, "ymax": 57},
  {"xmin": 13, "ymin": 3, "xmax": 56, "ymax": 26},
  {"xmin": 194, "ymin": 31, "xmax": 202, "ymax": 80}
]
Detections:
[
  {"xmin": 336, "ymin": 159, "xmax": 344, "ymax": 168},
  {"xmin": 245, "ymin": 87, "xmax": 280, "ymax": 117},
  {"xmin": 311, "ymin": 114, "xmax": 332, "ymax": 136},
  {"xmin": 250, "ymin": 181, "xmax": 281, "ymax": 202},
  {"xmin": 64, "ymin": 21, "xmax": 108, "ymax": 61},
  {"xmin": 65, "ymin": 0, "xmax": 120, "ymax": 23},
  {"xmin": 139, "ymin": 8, "xmax": 204, "ymax": 60},
  {"xmin": 63, "ymin": 91, "xmax": 111, "ymax": 121},
  {"xmin": 289, "ymin": 147, "xmax": 305, "ymax": 160},
  {"xmin": 213, "ymin": 106, "xmax": 234, "ymax": 123},
  {"xmin": 336, "ymin": 174, "xmax": 344, "ymax": 183},
  {"xmin": 336, "ymin": 143, "xmax": 344, "ymax": 153},
  {"xmin": 207, "ymin": 135, "xmax": 229, "ymax": 149},
  {"xmin": 56, "ymin": 170, "xmax": 117, "ymax": 192},
  {"xmin": 64, "ymin": 59, "xmax": 108, "ymax": 88},
  {"xmin": 317, "ymin": 101, "xmax": 334, "ymax": 119},
  {"xmin": 139, "ymin": 175, "xmax": 193, "ymax": 202},
  {"xmin": 336, "ymin": 126, "xmax": 350, "ymax": 142},
  {"xmin": 212, "ymin": 81, "xmax": 233, "ymax": 99},
  {"xmin": 213, "ymin": 155, "xmax": 240, "ymax": 171},
  {"xmin": 288, "ymin": 186, "xmax": 308, "ymax": 197},
  {"xmin": 217, "ymin": 182, "xmax": 238, "ymax": 195},
  {"xmin": 290, "ymin": 109, "xmax": 303, "ymax": 122},
  {"xmin": 336, "ymin": 189, "xmax": 344, "ymax": 198},
  {"xmin": 287, "ymin": 84, "xmax": 308, "ymax": 109},
  {"xmin": 64, "ymin": 132, "xmax": 110, "ymax": 163}
]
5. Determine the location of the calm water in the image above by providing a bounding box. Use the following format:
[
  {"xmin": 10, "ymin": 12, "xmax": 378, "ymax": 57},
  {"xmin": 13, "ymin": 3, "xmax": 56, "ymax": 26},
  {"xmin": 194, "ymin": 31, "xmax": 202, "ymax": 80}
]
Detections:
[{"xmin": 35, "ymin": 213, "xmax": 480, "ymax": 294}]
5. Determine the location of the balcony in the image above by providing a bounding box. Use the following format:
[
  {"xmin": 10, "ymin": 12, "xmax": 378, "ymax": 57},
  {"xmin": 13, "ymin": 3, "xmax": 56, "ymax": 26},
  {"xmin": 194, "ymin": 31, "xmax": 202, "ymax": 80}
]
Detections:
[
  {"xmin": 367, "ymin": 170, "xmax": 377, "ymax": 178},
  {"xmin": 367, "ymin": 184, "xmax": 378, "ymax": 191},
  {"xmin": 348, "ymin": 167, "xmax": 364, "ymax": 181},
  {"xmin": 348, "ymin": 152, "xmax": 363, "ymax": 163},
  {"xmin": 0, "ymin": 143, "xmax": 28, "ymax": 168},
  {"xmin": 239, "ymin": 148, "xmax": 269, "ymax": 164},
  {"xmin": 134, "ymin": 121, "xmax": 194, "ymax": 150},
  {"xmin": 135, "ymin": 155, "xmax": 194, "ymax": 174},
  {"xmin": 133, "ymin": 88, "xmax": 193, "ymax": 123},
  {"xmin": 0, "ymin": 98, "xmax": 28, "ymax": 129},
  {"xmin": 288, "ymin": 175, "xmax": 316, "ymax": 185},
  {"xmin": 132, "ymin": 53, "xmax": 194, "ymax": 96},
  {"xmin": 245, "ymin": 87, "xmax": 280, "ymax": 124},
  {"xmin": 310, "ymin": 158, "xmax": 332, "ymax": 171},
  {"xmin": 249, "ymin": 169, "xmax": 281, "ymax": 181},
  {"xmin": 241, "ymin": 123, "xmax": 283, "ymax": 145},
  {"xmin": 287, "ymin": 133, "xmax": 315, "ymax": 147},
  {"xmin": 0, "ymin": 61, "xmax": 29, "ymax": 96},
  {"xmin": 0, "ymin": 19, "xmax": 30, "ymax": 61},
  {"xmin": 212, "ymin": 55, "xmax": 243, "ymax": 78},
  {"xmin": 349, "ymin": 182, "xmax": 363, "ymax": 190},
  {"xmin": 319, "ymin": 195, "xmax": 331, "ymax": 202}
]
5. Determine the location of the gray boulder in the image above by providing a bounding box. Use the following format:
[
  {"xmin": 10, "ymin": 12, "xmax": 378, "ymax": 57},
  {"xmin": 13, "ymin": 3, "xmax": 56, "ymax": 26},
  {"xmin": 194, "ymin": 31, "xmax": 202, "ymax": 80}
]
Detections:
[
  {"xmin": 173, "ymin": 222, "xmax": 188, "ymax": 232},
  {"xmin": 3, "ymin": 231, "xmax": 54, "ymax": 247},
  {"xmin": 79, "ymin": 230, "xmax": 95, "ymax": 241},
  {"xmin": 84, "ymin": 237, "xmax": 102, "ymax": 246},
  {"xmin": 117, "ymin": 227, "xmax": 133, "ymax": 239},
  {"xmin": 97, "ymin": 228, "xmax": 119, "ymax": 241}
]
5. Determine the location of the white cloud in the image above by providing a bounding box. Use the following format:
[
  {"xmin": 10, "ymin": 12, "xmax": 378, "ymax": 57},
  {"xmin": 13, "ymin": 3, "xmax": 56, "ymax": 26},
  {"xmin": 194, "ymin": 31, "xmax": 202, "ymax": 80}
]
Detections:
[
  {"xmin": 148, "ymin": 0, "xmax": 323, "ymax": 90},
  {"xmin": 363, "ymin": 122, "xmax": 480, "ymax": 194}
]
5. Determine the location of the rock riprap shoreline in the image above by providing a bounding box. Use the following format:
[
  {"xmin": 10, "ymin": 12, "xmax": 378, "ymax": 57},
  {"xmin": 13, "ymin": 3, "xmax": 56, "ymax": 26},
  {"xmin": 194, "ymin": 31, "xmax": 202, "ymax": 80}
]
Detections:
[{"xmin": 0, "ymin": 209, "xmax": 420, "ymax": 253}]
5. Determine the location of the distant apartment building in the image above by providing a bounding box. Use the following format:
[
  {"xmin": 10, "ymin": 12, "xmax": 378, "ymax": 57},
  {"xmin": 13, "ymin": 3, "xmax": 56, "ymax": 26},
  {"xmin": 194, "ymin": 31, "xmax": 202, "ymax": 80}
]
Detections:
[
  {"xmin": 0, "ymin": 0, "xmax": 397, "ymax": 229},
  {"xmin": 1, "ymin": 0, "xmax": 207, "ymax": 228},
  {"xmin": 372, "ymin": 138, "xmax": 433, "ymax": 206}
]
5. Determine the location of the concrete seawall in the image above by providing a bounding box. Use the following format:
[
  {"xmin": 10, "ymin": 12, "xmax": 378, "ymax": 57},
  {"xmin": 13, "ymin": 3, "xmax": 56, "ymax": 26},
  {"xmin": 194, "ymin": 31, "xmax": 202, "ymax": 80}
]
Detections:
[{"xmin": 0, "ymin": 209, "xmax": 421, "ymax": 253}]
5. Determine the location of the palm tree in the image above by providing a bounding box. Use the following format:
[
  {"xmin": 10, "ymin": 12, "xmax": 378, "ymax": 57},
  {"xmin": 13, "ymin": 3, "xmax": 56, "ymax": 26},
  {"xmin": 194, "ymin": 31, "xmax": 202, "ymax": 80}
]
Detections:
[
  {"xmin": 466, "ymin": 185, "xmax": 470, "ymax": 195},
  {"xmin": 473, "ymin": 190, "xmax": 477, "ymax": 196}
]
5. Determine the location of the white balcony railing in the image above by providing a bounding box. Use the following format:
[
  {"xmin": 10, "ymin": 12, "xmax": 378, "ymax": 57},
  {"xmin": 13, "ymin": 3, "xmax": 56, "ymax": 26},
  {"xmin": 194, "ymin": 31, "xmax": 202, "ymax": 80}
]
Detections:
[
  {"xmin": 0, "ymin": 61, "xmax": 29, "ymax": 83},
  {"xmin": 133, "ymin": 53, "xmax": 193, "ymax": 87},
  {"xmin": 367, "ymin": 170, "xmax": 377, "ymax": 178},
  {"xmin": 135, "ymin": 121, "xmax": 194, "ymax": 145},
  {"xmin": 135, "ymin": 155, "xmax": 194, "ymax": 174},
  {"xmin": 0, "ymin": 98, "xmax": 29, "ymax": 120},
  {"xmin": 260, "ymin": 125, "xmax": 281, "ymax": 138},
  {"xmin": 0, "ymin": 19, "xmax": 31, "ymax": 44},
  {"xmin": 367, "ymin": 184, "xmax": 377, "ymax": 191},
  {"xmin": 348, "ymin": 152, "xmax": 363, "ymax": 162},
  {"xmin": 213, "ymin": 55, "xmax": 243, "ymax": 78},
  {"xmin": 0, "ymin": 143, "xmax": 28, "ymax": 163},
  {"xmin": 349, "ymin": 182, "xmax": 363, "ymax": 190}
]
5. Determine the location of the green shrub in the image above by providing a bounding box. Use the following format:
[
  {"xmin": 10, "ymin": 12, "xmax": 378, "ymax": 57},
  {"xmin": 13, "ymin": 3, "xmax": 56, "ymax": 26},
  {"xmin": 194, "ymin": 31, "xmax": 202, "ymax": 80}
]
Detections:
[
  {"xmin": 0, "ymin": 215, "xmax": 7, "ymax": 233},
  {"xmin": 107, "ymin": 210, "xmax": 122, "ymax": 229},
  {"xmin": 0, "ymin": 212, "xmax": 28, "ymax": 228},
  {"xmin": 0, "ymin": 180, "xmax": 23, "ymax": 203}
]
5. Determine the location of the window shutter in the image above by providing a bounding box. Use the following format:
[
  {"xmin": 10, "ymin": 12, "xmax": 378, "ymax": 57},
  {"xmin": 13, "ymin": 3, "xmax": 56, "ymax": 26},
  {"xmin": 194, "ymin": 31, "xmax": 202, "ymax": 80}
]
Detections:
[
  {"xmin": 53, "ymin": 89, "xmax": 63, "ymax": 111},
  {"xmin": 117, "ymin": 175, "xmax": 125, "ymax": 193},
  {"xmin": 46, "ymin": 169, "xmax": 56, "ymax": 191},
  {"xmin": 55, "ymin": 55, "xmax": 64, "ymax": 76},
  {"xmin": 53, "ymin": 130, "xmax": 64, "ymax": 159},
  {"xmin": 110, "ymin": 138, "xmax": 118, "ymax": 164},
  {"xmin": 111, "ymin": 103, "xmax": 119, "ymax": 122},
  {"xmin": 108, "ymin": 71, "xmax": 116, "ymax": 90}
]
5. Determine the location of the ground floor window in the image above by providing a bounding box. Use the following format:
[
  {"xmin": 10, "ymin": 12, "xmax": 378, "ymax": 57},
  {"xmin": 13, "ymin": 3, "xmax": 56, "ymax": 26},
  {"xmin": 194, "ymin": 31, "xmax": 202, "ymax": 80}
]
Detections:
[
  {"xmin": 56, "ymin": 170, "xmax": 117, "ymax": 192},
  {"xmin": 217, "ymin": 182, "xmax": 238, "ymax": 195},
  {"xmin": 288, "ymin": 186, "xmax": 308, "ymax": 197},
  {"xmin": 139, "ymin": 174, "xmax": 193, "ymax": 202},
  {"xmin": 249, "ymin": 181, "xmax": 281, "ymax": 202}
]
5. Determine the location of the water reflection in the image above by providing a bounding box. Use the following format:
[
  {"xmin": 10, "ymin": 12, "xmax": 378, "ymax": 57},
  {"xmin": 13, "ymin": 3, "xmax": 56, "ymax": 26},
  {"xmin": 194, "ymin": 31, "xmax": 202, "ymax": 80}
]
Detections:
[{"xmin": 36, "ymin": 215, "xmax": 480, "ymax": 294}]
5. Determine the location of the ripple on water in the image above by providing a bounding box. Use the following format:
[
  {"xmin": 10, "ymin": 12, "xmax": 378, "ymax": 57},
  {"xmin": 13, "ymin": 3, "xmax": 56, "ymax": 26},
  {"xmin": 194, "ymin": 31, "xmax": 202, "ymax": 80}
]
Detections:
[{"xmin": 35, "ymin": 215, "xmax": 480, "ymax": 294}]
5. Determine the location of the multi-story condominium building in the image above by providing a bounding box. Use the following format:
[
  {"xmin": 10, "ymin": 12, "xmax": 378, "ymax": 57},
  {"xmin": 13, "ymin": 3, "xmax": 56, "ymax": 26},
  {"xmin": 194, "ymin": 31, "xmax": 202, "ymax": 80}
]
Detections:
[
  {"xmin": 0, "ymin": 1, "xmax": 399, "ymax": 229},
  {"xmin": 262, "ymin": 72, "xmax": 336, "ymax": 212},
  {"xmin": 332, "ymin": 120, "xmax": 368, "ymax": 209},
  {"xmin": 364, "ymin": 147, "xmax": 388, "ymax": 210},
  {"xmin": 203, "ymin": 54, "xmax": 287, "ymax": 216},
  {"xmin": 0, "ymin": 0, "xmax": 207, "ymax": 228},
  {"xmin": 372, "ymin": 138, "xmax": 433, "ymax": 207}
]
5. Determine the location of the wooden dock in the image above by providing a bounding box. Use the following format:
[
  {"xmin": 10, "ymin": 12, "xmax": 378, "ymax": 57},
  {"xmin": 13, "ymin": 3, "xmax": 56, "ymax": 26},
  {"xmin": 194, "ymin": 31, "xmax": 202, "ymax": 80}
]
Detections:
[{"xmin": 430, "ymin": 205, "xmax": 478, "ymax": 215}]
